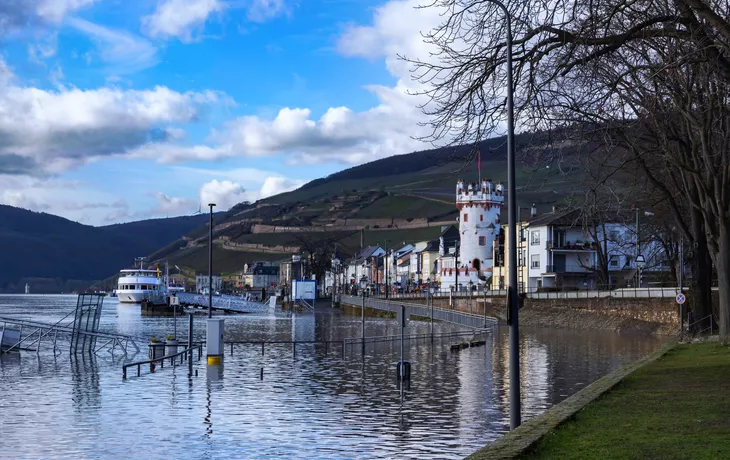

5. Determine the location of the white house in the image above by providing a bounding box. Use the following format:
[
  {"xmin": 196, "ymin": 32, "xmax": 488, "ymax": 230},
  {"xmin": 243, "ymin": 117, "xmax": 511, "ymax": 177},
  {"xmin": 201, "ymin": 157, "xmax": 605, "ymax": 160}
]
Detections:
[{"xmin": 516, "ymin": 209, "xmax": 669, "ymax": 291}]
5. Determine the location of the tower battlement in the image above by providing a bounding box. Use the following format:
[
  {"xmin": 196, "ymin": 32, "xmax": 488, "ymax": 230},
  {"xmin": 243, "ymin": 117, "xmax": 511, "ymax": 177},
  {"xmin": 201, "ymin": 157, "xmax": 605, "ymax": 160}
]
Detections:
[{"xmin": 456, "ymin": 179, "xmax": 504, "ymax": 209}]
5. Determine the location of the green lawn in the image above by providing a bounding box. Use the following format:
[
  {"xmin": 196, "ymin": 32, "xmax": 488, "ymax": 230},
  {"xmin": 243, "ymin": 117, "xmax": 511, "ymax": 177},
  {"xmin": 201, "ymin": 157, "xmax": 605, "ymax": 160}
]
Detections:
[{"xmin": 521, "ymin": 343, "xmax": 730, "ymax": 460}]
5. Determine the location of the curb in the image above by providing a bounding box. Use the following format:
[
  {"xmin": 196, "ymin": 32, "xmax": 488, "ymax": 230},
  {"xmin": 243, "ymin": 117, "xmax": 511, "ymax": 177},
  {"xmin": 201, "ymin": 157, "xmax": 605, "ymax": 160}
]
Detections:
[{"xmin": 465, "ymin": 341, "xmax": 676, "ymax": 460}]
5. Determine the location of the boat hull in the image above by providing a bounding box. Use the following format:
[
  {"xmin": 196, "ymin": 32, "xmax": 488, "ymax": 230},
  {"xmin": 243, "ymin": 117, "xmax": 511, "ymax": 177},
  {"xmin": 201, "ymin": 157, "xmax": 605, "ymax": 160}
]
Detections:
[{"xmin": 117, "ymin": 291, "xmax": 151, "ymax": 304}]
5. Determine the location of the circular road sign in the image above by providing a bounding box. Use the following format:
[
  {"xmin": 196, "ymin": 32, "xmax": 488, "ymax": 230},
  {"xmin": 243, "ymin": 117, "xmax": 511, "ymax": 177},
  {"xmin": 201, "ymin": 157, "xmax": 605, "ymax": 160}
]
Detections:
[{"xmin": 676, "ymin": 293, "xmax": 686, "ymax": 305}]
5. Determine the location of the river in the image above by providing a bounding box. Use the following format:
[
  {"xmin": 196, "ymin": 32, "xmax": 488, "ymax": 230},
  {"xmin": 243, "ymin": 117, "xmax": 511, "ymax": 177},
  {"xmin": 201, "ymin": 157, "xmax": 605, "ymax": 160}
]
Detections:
[{"xmin": 0, "ymin": 294, "xmax": 662, "ymax": 459}]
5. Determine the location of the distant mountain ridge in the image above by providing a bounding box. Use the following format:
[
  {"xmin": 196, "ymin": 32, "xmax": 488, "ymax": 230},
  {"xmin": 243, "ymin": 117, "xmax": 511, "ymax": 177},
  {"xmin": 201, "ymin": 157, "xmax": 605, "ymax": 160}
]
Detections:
[{"xmin": 0, "ymin": 205, "xmax": 209, "ymax": 293}]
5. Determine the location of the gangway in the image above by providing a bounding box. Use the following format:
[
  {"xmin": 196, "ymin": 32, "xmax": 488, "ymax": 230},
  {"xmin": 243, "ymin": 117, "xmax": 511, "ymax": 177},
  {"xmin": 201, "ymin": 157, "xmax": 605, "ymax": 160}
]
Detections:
[
  {"xmin": 176, "ymin": 292, "xmax": 273, "ymax": 314},
  {"xmin": 1, "ymin": 294, "xmax": 141, "ymax": 356}
]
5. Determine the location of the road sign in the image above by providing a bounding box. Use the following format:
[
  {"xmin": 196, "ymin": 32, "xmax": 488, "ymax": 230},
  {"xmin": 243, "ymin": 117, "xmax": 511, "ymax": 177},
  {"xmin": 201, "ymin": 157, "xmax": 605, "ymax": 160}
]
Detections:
[
  {"xmin": 676, "ymin": 293, "xmax": 686, "ymax": 305},
  {"xmin": 170, "ymin": 295, "xmax": 180, "ymax": 306}
]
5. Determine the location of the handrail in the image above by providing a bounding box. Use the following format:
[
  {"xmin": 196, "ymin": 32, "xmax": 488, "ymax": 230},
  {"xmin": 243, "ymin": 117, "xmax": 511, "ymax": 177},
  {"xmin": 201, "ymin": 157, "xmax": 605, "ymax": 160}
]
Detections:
[
  {"xmin": 2, "ymin": 309, "xmax": 78, "ymax": 353},
  {"xmin": 344, "ymin": 328, "xmax": 490, "ymax": 344},
  {"xmin": 687, "ymin": 314, "xmax": 715, "ymax": 335},
  {"xmin": 122, "ymin": 343, "xmax": 203, "ymax": 379}
]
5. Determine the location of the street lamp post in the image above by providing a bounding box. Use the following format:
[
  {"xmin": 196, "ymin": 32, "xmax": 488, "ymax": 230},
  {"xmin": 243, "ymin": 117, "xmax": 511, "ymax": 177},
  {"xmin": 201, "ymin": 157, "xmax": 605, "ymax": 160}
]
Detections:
[
  {"xmin": 480, "ymin": 0, "xmax": 521, "ymax": 430},
  {"xmin": 208, "ymin": 203, "xmax": 216, "ymax": 318}
]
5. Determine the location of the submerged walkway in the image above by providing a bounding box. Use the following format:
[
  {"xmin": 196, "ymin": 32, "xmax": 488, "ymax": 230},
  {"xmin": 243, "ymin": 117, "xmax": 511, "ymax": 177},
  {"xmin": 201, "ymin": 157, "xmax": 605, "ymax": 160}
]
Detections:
[
  {"xmin": 516, "ymin": 343, "xmax": 730, "ymax": 460},
  {"xmin": 340, "ymin": 295, "xmax": 497, "ymax": 329}
]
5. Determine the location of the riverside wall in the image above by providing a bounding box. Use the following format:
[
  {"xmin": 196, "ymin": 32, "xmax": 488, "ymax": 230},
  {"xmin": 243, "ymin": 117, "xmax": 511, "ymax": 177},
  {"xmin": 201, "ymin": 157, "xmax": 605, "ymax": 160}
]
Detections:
[{"xmin": 403, "ymin": 296, "xmax": 679, "ymax": 334}]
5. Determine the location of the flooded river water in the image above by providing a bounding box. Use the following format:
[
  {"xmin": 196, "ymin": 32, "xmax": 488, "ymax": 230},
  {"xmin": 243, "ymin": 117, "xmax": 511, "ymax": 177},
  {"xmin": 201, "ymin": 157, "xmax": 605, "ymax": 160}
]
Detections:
[{"xmin": 0, "ymin": 294, "xmax": 663, "ymax": 459}]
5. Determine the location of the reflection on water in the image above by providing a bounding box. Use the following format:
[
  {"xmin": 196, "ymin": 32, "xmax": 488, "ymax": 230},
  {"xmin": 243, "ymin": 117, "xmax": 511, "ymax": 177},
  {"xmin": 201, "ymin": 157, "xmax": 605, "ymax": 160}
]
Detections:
[{"xmin": 0, "ymin": 294, "xmax": 663, "ymax": 458}]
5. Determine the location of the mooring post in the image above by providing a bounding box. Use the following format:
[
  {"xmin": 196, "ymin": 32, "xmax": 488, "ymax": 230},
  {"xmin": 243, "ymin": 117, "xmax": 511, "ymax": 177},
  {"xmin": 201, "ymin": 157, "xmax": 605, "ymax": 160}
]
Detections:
[
  {"xmin": 426, "ymin": 286, "xmax": 433, "ymax": 342},
  {"xmin": 397, "ymin": 304, "xmax": 410, "ymax": 381},
  {"xmin": 188, "ymin": 313, "xmax": 193, "ymax": 377},
  {"xmin": 361, "ymin": 293, "xmax": 366, "ymax": 355}
]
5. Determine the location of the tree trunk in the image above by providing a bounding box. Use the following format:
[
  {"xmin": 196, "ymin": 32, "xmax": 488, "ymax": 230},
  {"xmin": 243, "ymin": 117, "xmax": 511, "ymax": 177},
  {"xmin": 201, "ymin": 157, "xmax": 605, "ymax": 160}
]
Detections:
[
  {"xmin": 714, "ymin": 223, "xmax": 730, "ymax": 342},
  {"xmin": 690, "ymin": 209, "xmax": 713, "ymax": 332}
]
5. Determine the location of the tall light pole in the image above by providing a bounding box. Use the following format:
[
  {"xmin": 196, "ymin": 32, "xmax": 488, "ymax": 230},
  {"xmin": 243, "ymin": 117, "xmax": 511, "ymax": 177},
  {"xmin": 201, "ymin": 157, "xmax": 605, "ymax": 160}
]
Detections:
[
  {"xmin": 208, "ymin": 203, "xmax": 216, "ymax": 318},
  {"xmin": 484, "ymin": 0, "xmax": 521, "ymax": 430}
]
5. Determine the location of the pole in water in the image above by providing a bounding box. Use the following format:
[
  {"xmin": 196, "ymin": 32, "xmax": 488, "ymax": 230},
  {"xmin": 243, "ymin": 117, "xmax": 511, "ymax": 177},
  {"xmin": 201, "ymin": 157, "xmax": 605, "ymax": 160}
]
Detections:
[
  {"xmin": 397, "ymin": 304, "xmax": 410, "ymax": 381},
  {"xmin": 188, "ymin": 313, "xmax": 194, "ymax": 377},
  {"xmin": 361, "ymin": 293, "xmax": 366, "ymax": 355}
]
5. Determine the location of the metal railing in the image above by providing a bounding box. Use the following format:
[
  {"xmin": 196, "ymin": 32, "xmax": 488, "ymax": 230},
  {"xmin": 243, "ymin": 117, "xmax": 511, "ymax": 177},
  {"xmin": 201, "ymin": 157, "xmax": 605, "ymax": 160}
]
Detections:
[
  {"xmin": 544, "ymin": 264, "xmax": 597, "ymax": 274},
  {"xmin": 222, "ymin": 340, "xmax": 346, "ymax": 358},
  {"xmin": 341, "ymin": 295, "xmax": 498, "ymax": 329},
  {"xmin": 122, "ymin": 343, "xmax": 203, "ymax": 379},
  {"xmin": 687, "ymin": 314, "xmax": 715, "ymax": 336},
  {"xmin": 343, "ymin": 328, "xmax": 490, "ymax": 348},
  {"xmin": 356, "ymin": 285, "xmax": 691, "ymax": 300},
  {"xmin": 1, "ymin": 316, "xmax": 142, "ymax": 355}
]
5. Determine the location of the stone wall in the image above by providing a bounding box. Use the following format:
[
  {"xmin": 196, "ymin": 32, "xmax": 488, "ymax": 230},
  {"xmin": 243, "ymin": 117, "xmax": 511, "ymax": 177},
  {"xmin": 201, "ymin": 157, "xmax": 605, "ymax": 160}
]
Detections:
[{"xmin": 407, "ymin": 295, "xmax": 679, "ymax": 334}]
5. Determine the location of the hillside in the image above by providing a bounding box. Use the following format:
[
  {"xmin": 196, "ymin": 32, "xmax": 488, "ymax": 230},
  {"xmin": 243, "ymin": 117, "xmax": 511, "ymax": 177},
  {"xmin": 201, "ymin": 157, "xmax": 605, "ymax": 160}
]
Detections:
[
  {"xmin": 157, "ymin": 132, "xmax": 585, "ymax": 275},
  {"xmin": 0, "ymin": 206, "xmax": 209, "ymax": 293},
  {"xmin": 0, "ymin": 132, "xmax": 585, "ymax": 292}
]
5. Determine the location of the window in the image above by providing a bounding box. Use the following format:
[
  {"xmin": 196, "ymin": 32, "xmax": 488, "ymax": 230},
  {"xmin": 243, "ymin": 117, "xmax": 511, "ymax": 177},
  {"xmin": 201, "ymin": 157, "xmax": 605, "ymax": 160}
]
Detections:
[
  {"xmin": 531, "ymin": 231, "xmax": 540, "ymax": 245},
  {"xmin": 479, "ymin": 236, "xmax": 487, "ymax": 246},
  {"xmin": 531, "ymin": 254, "xmax": 540, "ymax": 268},
  {"xmin": 463, "ymin": 213, "xmax": 468, "ymax": 222},
  {"xmin": 480, "ymin": 214, "xmax": 484, "ymax": 222},
  {"xmin": 609, "ymin": 256, "xmax": 619, "ymax": 267}
]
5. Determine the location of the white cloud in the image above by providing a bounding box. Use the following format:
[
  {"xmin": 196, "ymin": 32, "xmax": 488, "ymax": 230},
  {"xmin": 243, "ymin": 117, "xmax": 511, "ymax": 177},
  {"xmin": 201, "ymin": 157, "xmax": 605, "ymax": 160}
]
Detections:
[
  {"xmin": 0, "ymin": 174, "xmax": 128, "ymax": 224},
  {"xmin": 200, "ymin": 179, "xmax": 252, "ymax": 209},
  {"xmin": 0, "ymin": 75, "xmax": 226, "ymax": 175},
  {"xmin": 247, "ymin": 0, "xmax": 288, "ymax": 22},
  {"xmin": 152, "ymin": 192, "xmax": 197, "ymax": 215},
  {"xmin": 196, "ymin": 172, "xmax": 305, "ymax": 211},
  {"xmin": 36, "ymin": 0, "xmax": 97, "ymax": 23},
  {"xmin": 28, "ymin": 33, "xmax": 58, "ymax": 63},
  {"xmin": 336, "ymin": 0, "xmax": 442, "ymax": 82},
  {"xmin": 259, "ymin": 176, "xmax": 305, "ymax": 199},
  {"xmin": 0, "ymin": 0, "xmax": 95, "ymax": 32},
  {"xmin": 142, "ymin": 0, "xmax": 224, "ymax": 42},
  {"xmin": 66, "ymin": 17, "xmax": 159, "ymax": 73},
  {"xmin": 122, "ymin": 0, "xmax": 443, "ymax": 166}
]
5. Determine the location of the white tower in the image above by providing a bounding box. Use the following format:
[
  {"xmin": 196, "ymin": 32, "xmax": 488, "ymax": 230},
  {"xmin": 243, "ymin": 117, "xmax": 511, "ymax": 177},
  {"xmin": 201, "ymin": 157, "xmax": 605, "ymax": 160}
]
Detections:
[
  {"xmin": 25, "ymin": 283, "xmax": 30, "ymax": 294},
  {"xmin": 457, "ymin": 179, "xmax": 504, "ymax": 274},
  {"xmin": 439, "ymin": 179, "xmax": 504, "ymax": 290}
]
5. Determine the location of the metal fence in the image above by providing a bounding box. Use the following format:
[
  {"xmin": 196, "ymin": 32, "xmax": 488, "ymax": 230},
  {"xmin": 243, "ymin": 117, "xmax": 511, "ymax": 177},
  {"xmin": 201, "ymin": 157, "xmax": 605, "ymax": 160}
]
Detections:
[
  {"xmin": 365, "ymin": 286, "xmax": 691, "ymax": 301},
  {"xmin": 341, "ymin": 295, "xmax": 498, "ymax": 329}
]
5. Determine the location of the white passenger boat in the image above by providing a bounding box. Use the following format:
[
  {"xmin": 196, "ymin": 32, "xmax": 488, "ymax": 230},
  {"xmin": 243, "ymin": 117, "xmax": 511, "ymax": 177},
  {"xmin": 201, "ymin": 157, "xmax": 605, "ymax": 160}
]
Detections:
[{"xmin": 117, "ymin": 259, "xmax": 164, "ymax": 304}]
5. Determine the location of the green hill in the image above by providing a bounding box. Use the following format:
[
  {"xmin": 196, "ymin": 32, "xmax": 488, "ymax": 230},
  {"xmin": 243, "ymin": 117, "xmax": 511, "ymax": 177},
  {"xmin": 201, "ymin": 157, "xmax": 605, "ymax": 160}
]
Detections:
[
  {"xmin": 0, "ymin": 131, "xmax": 585, "ymax": 290},
  {"xmin": 0, "ymin": 206, "xmax": 209, "ymax": 293},
  {"xmin": 157, "ymin": 132, "xmax": 584, "ymax": 274}
]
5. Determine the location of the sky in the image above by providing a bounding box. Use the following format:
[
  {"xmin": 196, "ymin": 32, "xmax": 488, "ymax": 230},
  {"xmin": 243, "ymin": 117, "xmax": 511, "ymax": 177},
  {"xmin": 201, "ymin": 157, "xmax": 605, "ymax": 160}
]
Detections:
[{"xmin": 0, "ymin": 0, "xmax": 448, "ymax": 225}]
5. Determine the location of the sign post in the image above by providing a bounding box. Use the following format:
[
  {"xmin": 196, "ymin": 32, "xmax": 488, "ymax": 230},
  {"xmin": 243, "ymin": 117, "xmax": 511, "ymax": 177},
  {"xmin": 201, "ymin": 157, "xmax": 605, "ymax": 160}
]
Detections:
[{"xmin": 676, "ymin": 292, "xmax": 686, "ymax": 333}]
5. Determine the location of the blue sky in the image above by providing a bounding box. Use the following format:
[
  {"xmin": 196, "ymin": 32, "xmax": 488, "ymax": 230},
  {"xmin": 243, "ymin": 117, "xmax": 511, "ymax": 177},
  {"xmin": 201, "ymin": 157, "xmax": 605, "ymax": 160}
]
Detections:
[{"xmin": 0, "ymin": 0, "xmax": 442, "ymax": 225}]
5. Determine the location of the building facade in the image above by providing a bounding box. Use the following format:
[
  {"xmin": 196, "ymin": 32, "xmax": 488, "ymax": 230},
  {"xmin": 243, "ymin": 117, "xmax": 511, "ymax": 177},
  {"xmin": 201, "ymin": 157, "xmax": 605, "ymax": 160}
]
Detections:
[{"xmin": 195, "ymin": 274, "xmax": 222, "ymax": 294}]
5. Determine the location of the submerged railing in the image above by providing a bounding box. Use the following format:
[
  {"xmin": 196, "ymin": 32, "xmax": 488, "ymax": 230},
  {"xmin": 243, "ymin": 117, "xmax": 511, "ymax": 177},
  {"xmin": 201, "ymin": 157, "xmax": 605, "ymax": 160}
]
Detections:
[{"xmin": 122, "ymin": 343, "xmax": 203, "ymax": 379}]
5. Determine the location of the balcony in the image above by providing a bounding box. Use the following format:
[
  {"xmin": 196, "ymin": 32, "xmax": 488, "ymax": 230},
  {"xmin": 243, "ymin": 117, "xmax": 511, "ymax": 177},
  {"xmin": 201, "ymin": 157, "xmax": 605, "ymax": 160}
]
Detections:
[
  {"xmin": 546, "ymin": 240, "xmax": 597, "ymax": 251},
  {"xmin": 544, "ymin": 264, "xmax": 596, "ymax": 274}
]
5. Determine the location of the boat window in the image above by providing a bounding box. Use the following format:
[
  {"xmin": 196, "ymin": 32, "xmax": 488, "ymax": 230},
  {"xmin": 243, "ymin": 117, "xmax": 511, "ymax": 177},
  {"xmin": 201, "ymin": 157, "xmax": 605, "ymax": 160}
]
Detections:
[{"xmin": 141, "ymin": 285, "xmax": 147, "ymax": 290}]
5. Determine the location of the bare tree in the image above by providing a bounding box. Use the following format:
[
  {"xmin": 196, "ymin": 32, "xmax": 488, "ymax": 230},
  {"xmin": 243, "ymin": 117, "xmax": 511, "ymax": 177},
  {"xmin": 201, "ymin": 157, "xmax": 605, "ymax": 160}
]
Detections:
[{"xmin": 409, "ymin": 0, "xmax": 730, "ymax": 339}]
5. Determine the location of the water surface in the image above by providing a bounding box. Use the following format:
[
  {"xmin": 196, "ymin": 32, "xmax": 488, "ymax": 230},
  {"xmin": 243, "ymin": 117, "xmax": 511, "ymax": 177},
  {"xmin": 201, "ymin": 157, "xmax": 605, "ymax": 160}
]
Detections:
[{"xmin": 0, "ymin": 294, "xmax": 662, "ymax": 459}]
